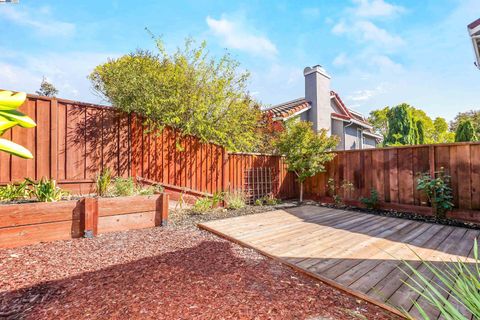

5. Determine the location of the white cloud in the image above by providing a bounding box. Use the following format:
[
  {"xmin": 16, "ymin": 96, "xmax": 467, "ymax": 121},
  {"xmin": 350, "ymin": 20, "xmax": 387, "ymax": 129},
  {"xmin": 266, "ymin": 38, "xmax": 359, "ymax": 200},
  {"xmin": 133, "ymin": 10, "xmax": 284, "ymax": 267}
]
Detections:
[
  {"xmin": 206, "ymin": 15, "xmax": 278, "ymax": 59},
  {"xmin": 0, "ymin": 5, "xmax": 75, "ymax": 37},
  {"xmin": 333, "ymin": 20, "xmax": 404, "ymax": 48},
  {"xmin": 356, "ymin": 21, "xmax": 404, "ymax": 47},
  {"xmin": 351, "ymin": 0, "xmax": 405, "ymax": 18},
  {"xmin": 348, "ymin": 84, "xmax": 385, "ymax": 102}
]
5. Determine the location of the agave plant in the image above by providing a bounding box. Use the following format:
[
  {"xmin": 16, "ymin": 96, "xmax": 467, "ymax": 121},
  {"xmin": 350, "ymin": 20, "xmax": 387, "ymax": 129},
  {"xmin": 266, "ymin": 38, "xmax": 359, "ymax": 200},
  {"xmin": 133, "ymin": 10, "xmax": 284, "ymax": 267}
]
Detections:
[
  {"xmin": 0, "ymin": 90, "xmax": 36, "ymax": 159},
  {"xmin": 402, "ymin": 239, "xmax": 480, "ymax": 319}
]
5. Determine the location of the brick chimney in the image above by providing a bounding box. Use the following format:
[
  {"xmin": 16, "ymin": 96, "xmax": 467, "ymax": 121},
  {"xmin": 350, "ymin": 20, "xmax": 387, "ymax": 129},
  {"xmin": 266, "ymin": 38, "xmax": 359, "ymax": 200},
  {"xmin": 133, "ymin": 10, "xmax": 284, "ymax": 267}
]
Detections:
[{"xmin": 303, "ymin": 65, "xmax": 331, "ymax": 133}]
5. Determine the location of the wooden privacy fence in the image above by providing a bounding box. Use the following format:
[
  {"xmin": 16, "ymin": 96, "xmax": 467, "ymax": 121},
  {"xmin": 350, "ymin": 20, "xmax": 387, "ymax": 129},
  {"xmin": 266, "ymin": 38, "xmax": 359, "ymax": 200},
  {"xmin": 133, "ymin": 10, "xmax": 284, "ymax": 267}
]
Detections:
[
  {"xmin": 304, "ymin": 143, "xmax": 480, "ymax": 220},
  {"xmin": 0, "ymin": 94, "xmax": 297, "ymax": 199}
]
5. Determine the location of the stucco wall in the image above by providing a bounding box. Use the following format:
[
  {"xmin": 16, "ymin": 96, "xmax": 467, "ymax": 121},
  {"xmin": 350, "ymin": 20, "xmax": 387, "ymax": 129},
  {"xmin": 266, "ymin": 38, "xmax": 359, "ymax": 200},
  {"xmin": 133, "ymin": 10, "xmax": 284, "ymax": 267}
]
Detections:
[
  {"xmin": 344, "ymin": 124, "xmax": 362, "ymax": 150},
  {"xmin": 331, "ymin": 119, "xmax": 345, "ymax": 150},
  {"xmin": 363, "ymin": 135, "xmax": 377, "ymax": 148}
]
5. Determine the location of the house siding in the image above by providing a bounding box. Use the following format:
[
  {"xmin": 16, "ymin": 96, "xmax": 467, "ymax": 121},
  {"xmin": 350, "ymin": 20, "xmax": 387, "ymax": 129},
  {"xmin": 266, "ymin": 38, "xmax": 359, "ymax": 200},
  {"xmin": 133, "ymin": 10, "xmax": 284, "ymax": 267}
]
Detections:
[
  {"xmin": 331, "ymin": 119, "xmax": 345, "ymax": 150},
  {"xmin": 363, "ymin": 136, "xmax": 377, "ymax": 148},
  {"xmin": 344, "ymin": 124, "xmax": 362, "ymax": 150}
]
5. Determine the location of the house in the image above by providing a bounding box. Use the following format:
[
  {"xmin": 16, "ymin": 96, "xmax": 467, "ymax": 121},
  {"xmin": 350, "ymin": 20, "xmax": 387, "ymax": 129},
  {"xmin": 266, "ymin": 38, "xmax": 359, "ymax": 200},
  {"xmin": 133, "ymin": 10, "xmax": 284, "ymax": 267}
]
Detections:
[
  {"xmin": 468, "ymin": 18, "xmax": 480, "ymax": 69},
  {"xmin": 263, "ymin": 65, "xmax": 382, "ymax": 150}
]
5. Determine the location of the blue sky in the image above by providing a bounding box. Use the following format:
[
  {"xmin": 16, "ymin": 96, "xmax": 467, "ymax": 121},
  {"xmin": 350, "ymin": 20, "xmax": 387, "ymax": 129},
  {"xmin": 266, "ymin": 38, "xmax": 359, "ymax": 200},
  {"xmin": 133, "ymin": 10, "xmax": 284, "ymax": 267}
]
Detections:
[{"xmin": 0, "ymin": 0, "xmax": 479, "ymax": 121}]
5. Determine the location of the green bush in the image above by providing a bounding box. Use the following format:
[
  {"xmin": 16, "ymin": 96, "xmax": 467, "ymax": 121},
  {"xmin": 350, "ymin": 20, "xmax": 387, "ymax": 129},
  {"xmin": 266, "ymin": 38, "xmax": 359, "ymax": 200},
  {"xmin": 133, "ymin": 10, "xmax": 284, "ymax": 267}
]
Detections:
[
  {"xmin": 192, "ymin": 197, "xmax": 213, "ymax": 214},
  {"xmin": 28, "ymin": 178, "xmax": 68, "ymax": 202},
  {"xmin": 360, "ymin": 189, "xmax": 379, "ymax": 209},
  {"xmin": 403, "ymin": 240, "xmax": 480, "ymax": 319},
  {"xmin": 95, "ymin": 168, "xmax": 112, "ymax": 197},
  {"xmin": 416, "ymin": 168, "xmax": 453, "ymax": 219},
  {"xmin": 211, "ymin": 191, "xmax": 224, "ymax": 207},
  {"xmin": 224, "ymin": 190, "xmax": 246, "ymax": 210},
  {"xmin": 111, "ymin": 177, "xmax": 136, "ymax": 197},
  {"xmin": 254, "ymin": 198, "xmax": 263, "ymax": 206},
  {"xmin": 0, "ymin": 180, "xmax": 31, "ymax": 202}
]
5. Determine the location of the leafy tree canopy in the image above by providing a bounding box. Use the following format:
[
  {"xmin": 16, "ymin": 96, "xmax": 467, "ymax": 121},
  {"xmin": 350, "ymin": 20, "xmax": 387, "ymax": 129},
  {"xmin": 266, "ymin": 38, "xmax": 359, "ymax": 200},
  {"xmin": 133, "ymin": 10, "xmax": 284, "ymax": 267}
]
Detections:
[
  {"xmin": 276, "ymin": 121, "xmax": 338, "ymax": 201},
  {"xmin": 455, "ymin": 120, "xmax": 478, "ymax": 142},
  {"xmin": 370, "ymin": 104, "xmax": 453, "ymax": 146},
  {"xmin": 450, "ymin": 110, "xmax": 480, "ymax": 136},
  {"xmin": 89, "ymin": 36, "xmax": 261, "ymax": 152},
  {"xmin": 36, "ymin": 77, "xmax": 58, "ymax": 97}
]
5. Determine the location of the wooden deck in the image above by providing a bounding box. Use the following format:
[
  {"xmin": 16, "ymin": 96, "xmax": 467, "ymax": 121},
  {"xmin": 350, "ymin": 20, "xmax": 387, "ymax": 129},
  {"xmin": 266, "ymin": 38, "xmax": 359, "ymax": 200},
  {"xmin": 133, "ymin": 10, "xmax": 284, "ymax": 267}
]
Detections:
[{"xmin": 199, "ymin": 206, "xmax": 479, "ymax": 319}]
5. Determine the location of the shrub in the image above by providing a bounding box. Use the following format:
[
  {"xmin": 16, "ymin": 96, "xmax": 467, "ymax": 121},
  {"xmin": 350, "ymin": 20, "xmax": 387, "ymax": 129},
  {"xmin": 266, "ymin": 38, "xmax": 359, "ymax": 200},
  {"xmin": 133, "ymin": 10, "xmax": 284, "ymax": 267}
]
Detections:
[
  {"xmin": 29, "ymin": 178, "xmax": 68, "ymax": 202},
  {"xmin": 360, "ymin": 189, "xmax": 379, "ymax": 209},
  {"xmin": 254, "ymin": 198, "xmax": 264, "ymax": 206},
  {"xmin": 95, "ymin": 168, "xmax": 112, "ymax": 197},
  {"xmin": 211, "ymin": 191, "xmax": 224, "ymax": 207},
  {"xmin": 0, "ymin": 180, "xmax": 31, "ymax": 202},
  {"xmin": 111, "ymin": 177, "xmax": 136, "ymax": 197},
  {"xmin": 262, "ymin": 193, "xmax": 280, "ymax": 206},
  {"xmin": 224, "ymin": 190, "xmax": 246, "ymax": 210},
  {"xmin": 402, "ymin": 239, "xmax": 480, "ymax": 319},
  {"xmin": 192, "ymin": 197, "xmax": 213, "ymax": 214},
  {"xmin": 416, "ymin": 168, "xmax": 453, "ymax": 219},
  {"xmin": 327, "ymin": 178, "xmax": 354, "ymax": 206}
]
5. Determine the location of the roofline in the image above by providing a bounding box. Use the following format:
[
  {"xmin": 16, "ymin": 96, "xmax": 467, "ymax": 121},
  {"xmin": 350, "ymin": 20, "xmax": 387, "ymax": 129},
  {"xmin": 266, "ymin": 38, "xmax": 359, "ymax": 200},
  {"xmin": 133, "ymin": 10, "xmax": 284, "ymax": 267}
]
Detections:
[
  {"xmin": 331, "ymin": 114, "xmax": 372, "ymax": 129},
  {"xmin": 363, "ymin": 130, "xmax": 383, "ymax": 140},
  {"xmin": 273, "ymin": 105, "xmax": 311, "ymax": 121},
  {"xmin": 262, "ymin": 97, "xmax": 307, "ymax": 111},
  {"xmin": 468, "ymin": 18, "xmax": 480, "ymax": 34}
]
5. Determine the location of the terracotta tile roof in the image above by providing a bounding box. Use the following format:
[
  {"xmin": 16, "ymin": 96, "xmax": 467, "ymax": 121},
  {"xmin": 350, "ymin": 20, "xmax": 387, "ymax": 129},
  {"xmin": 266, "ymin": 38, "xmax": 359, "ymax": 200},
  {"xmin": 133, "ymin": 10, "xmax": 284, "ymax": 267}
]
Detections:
[{"xmin": 263, "ymin": 98, "xmax": 311, "ymax": 120}]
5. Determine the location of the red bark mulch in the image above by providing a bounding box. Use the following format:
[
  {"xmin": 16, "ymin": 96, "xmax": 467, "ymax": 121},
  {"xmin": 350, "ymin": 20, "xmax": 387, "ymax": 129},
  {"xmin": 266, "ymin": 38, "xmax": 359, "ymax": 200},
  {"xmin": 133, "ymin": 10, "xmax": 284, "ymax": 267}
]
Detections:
[{"xmin": 0, "ymin": 227, "xmax": 400, "ymax": 319}]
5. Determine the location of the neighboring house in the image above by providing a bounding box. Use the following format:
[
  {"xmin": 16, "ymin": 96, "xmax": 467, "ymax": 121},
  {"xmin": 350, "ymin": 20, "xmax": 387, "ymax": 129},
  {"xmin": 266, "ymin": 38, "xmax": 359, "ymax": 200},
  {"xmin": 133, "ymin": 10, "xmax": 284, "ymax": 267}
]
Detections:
[
  {"xmin": 263, "ymin": 65, "xmax": 382, "ymax": 150},
  {"xmin": 468, "ymin": 18, "xmax": 480, "ymax": 69}
]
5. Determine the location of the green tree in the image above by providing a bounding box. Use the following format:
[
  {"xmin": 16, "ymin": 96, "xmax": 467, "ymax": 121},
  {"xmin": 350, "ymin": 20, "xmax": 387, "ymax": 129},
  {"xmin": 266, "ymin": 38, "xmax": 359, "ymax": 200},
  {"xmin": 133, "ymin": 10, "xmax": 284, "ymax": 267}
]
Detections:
[
  {"xmin": 89, "ymin": 37, "xmax": 260, "ymax": 152},
  {"xmin": 433, "ymin": 117, "xmax": 454, "ymax": 143},
  {"xmin": 275, "ymin": 121, "xmax": 338, "ymax": 202},
  {"xmin": 455, "ymin": 120, "xmax": 477, "ymax": 142},
  {"xmin": 416, "ymin": 120, "xmax": 425, "ymax": 145},
  {"xmin": 36, "ymin": 76, "xmax": 59, "ymax": 97},
  {"xmin": 410, "ymin": 108, "xmax": 434, "ymax": 143},
  {"xmin": 385, "ymin": 104, "xmax": 417, "ymax": 146},
  {"xmin": 450, "ymin": 110, "xmax": 480, "ymax": 136},
  {"xmin": 368, "ymin": 106, "xmax": 389, "ymax": 140}
]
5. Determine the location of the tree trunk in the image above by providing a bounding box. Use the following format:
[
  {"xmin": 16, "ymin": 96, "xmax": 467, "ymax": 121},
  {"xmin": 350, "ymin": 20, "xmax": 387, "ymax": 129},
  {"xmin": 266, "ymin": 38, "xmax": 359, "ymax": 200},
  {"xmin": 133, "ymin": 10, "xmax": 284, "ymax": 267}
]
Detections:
[{"xmin": 299, "ymin": 181, "xmax": 303, "ymax": 203}]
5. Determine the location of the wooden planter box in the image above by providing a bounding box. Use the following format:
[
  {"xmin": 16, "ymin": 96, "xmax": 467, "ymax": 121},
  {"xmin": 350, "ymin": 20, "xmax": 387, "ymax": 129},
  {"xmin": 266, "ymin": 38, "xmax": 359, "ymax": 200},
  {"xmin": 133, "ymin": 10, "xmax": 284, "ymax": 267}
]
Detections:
[{"xmin": 0, "ymin": 193, "xmax": 169, "ymax": 249}]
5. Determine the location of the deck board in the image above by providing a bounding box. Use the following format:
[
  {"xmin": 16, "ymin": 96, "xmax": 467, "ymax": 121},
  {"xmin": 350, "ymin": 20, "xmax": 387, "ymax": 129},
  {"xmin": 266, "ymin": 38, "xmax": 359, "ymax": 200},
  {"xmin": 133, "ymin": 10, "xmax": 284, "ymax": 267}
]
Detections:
[{"xmin": 199, "ymin": 205, "xmax": 480, "ymax": 318}]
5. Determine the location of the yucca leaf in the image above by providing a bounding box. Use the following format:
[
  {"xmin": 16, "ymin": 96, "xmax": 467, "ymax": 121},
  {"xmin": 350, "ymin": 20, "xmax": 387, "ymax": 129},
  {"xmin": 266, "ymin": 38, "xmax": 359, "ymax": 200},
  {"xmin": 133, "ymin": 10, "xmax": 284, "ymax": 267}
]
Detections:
[
  {"xmin": 0, "ymin": 138, "xmax": 33, "ymax": 159},
  {"xmin": 0, "ymin": 91, "xmax": 27, "ymax": 110},
  {"xmin": 0, "ymin": 110, "xmax": 36, "ymax": 128},
  {"xmin": 0, "ymin": 115, "xmax": 17, "ymax": 131}
]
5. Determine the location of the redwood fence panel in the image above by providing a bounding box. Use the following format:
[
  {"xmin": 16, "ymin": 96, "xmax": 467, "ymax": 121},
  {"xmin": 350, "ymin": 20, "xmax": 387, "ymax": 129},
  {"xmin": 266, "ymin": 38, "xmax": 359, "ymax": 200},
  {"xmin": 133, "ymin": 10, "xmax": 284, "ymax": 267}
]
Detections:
[
  {"xmin": 0, "ymin": 95, "xmax": 297, "ymax": 199},
  {"xmin": 304, "ymin": 143, "xmax": 480, "ymax": 213},
  {"xmin": 3, "ymin": 94, "xmax": 480, "ymax": 211}
]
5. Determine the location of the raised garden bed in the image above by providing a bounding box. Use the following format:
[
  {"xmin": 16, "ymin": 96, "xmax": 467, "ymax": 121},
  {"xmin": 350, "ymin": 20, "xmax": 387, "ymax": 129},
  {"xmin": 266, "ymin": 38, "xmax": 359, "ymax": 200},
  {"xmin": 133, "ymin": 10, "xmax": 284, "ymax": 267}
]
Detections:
[{"xmin": 0, "ymin": 194, "xmax": 168, "ymax": 249}]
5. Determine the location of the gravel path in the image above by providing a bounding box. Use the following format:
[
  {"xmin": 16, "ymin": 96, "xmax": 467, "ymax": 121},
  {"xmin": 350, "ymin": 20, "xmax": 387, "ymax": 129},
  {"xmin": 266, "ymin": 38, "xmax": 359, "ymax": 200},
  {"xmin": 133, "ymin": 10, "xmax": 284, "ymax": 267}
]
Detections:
[{"xmin": 0, "ymin": 206, "xmax": 400, "ymax": 320}]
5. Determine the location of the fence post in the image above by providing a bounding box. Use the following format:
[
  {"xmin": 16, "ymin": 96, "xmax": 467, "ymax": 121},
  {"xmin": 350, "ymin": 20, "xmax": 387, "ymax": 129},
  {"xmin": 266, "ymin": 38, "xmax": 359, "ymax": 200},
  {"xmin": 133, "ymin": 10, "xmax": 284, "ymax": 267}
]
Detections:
[
  {"xmin": 82, "ymin": 197, "xmax": 98, "ymax": 238},
  {"xmin": 155, "ymin": 193, "xmax": 169, "ymax": 226},
  {"xmin": 429, "ymin": 145, "xmax": 435, "ymax": 177},
  {"xmin": 222, "ymin": 149, "xmax": 229, "ymax": 192},
  {"xmin": 50, "ymin": 98, "xmax": 59, "ymax": 180}
]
